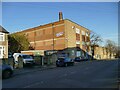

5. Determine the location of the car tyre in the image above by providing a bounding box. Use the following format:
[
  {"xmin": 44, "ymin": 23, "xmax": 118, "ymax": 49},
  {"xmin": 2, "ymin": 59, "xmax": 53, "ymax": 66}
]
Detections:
[
  {"xmin": 72, "ymin": 62, "xmax": 74, "ymax": 66},
  {"xmin": 56, "ymin": 64, "xmax": 59, "ymax": 67},
  {"xmin": 3, "ymin": 70, "xmax": 12, "ymax": 79},
  {"xmin": 64, "ymin": 63, "xmax": 68, "ymax": 67}
]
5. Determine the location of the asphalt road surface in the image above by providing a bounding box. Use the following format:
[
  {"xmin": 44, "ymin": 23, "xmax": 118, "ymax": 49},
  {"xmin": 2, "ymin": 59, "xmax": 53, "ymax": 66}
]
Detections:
[{"xmin": 2, "ymin": 59, "xmax": 119, "ymax": 88}]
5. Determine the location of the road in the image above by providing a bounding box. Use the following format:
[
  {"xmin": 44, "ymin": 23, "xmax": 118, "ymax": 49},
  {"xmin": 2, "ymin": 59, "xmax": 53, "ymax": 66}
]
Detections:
[{"xmin": 2, "ymin": 59, "xmax": 119, "ymax": 88}]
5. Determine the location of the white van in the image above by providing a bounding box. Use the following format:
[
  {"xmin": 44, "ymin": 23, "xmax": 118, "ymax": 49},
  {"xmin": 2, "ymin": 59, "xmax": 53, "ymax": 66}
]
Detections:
[{"xmin": 13, "ymin": 53, "xmax": 34, "ymax": 65}]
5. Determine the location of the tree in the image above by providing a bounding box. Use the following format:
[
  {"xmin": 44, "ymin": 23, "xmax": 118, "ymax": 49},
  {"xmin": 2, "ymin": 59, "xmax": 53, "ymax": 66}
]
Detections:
[
  {"xmin": 8, "ymin": 33, "xmax": 30, "ymax": 53},
  {"xmin": 116, "ymin": 46, "xmax": 120, "ymax": 58},
  {"xmin": 105, "ymin": 39, "xmax": 117, "ymax": 59},
  {"xmin": 90, "ymin": 31, "xmax": 102, "ymax": 59}
]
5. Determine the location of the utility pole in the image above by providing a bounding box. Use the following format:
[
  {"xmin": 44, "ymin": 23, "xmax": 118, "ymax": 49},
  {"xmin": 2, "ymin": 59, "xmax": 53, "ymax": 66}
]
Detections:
[
  {"xmin": 34, "ymin": 31, "xmax": 36, "ymax": 50},
  {"xmin": 52, "ymin": 23, "xmax": 54, "ymax": 53},
  {"xmin": 51, "ymin": 23, "xmax": 54, "ymax": 65}
]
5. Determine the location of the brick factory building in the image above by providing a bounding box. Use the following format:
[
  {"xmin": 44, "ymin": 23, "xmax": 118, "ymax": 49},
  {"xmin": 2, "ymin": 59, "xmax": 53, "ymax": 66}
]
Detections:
[{"xmin": 18, "ymin": 12, "xmax": 91, "ymax": 59}]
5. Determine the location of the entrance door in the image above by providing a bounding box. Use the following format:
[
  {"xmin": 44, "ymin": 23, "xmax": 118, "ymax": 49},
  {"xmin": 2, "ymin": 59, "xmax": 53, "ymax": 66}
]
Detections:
[{"xmin": 0, "ymin": 46, "xmax": 3, "ymax": 58}]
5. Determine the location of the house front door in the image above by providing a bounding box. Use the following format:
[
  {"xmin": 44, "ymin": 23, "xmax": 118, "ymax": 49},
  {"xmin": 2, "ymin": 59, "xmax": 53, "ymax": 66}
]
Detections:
[{"xmin": 0, "ymin": 46, "xmax": 3, "ymax": 59}]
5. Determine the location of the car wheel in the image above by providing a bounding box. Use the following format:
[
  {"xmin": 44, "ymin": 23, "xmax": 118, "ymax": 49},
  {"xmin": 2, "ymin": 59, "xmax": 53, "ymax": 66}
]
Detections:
[
  {"xmin": 72, "ymin": 63, "xmax": 74, "ymax": 66},
  {"xmin": 23, "ymin": 62, "xmax": 25, "ymax": 67},
  {"xmin": 56, "ymin": 64, "xmax": 59, "ymax": 67},
  {"xmin": 3, "ymin": 70, "xmax": 12, "ymax": 79},
  {"xmin": 64, "ymin": 63, "xmax": 68, "ymax": 67}
]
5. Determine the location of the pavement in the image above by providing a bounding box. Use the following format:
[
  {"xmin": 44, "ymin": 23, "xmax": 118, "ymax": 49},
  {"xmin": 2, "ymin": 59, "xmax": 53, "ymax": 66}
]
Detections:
[
  {"xmin": 13, "ymin": 64, "xmax": 56, "ymax": 76},
  {"xmin": 13, "ymin": 62, "xmax": 80, "ymax": 76},
  {"xmin": 13, "ymin": 59, "xmax": 119, "ymax": 76}
]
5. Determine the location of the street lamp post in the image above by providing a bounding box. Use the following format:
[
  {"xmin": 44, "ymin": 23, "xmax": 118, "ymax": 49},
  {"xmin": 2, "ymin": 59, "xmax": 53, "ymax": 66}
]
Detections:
[{"xmin": 52, "ymin": 23, "xmax": 54, "ymax": 53}]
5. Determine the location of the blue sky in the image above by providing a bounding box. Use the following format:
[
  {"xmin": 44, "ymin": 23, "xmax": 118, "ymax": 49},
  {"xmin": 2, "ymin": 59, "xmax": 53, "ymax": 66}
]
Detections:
[{"xmin": 2, "ymin": 2, "xmax": 118, "ymax": 46}]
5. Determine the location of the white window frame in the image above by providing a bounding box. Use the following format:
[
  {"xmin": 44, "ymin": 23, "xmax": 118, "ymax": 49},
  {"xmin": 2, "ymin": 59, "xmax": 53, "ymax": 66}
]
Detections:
[
  {"xmin": 0, "ymin": 46, "xmax": 4, "ymax": 58},
  {"xmin": 0, "ymin": 32, "xmax": 5, "ymax": 41},
  {"xmin": 76, "ymin": 40, "xmax": 80, "ymax": 44},
  {"xmin": 86, "ymin": 32, "xmax": 89, "ymax": 36},
  {"xmin": 75, "ymin": 28, "xmax": 80, "ymax": 34},
  {"xmin": 82, "ymin": 41, "xmax": 85, "ymax": 45},
  {"xmin": 82, "ymin": 31, "xmax": 85, "ymax": 35}
]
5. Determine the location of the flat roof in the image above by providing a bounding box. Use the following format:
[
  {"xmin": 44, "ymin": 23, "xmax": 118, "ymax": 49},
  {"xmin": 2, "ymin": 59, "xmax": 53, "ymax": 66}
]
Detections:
[{"xmin": 16, "ymin": 19, "xmax": 91, "ymax": 33}]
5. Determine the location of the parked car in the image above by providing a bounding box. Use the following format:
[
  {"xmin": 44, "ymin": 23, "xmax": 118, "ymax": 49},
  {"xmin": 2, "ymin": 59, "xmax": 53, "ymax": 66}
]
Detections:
[
  {"xmin": 74, "ymin": 56, "xmax": 89, "ymax": 62},
  {"xmin": 56, "ymin": 57, "xmax": 74, "ymax": 67},
  {"xmin": 13, "ymin": 53, "xmax": 35, "ymax": 65},
  {"xmin": 1, "ymin": 64, "xmax": 14, "ymax": 79}
]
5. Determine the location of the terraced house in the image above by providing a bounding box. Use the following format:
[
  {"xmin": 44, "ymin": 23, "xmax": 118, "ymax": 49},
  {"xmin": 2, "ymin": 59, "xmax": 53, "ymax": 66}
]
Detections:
[
  {"xmin": 17, "ymin": 12, "xmax": 91, "ymax": 59},
  {"xmin": 0, "ymin": 26, "xmax": 9, "ymax": 59},
  {"xmin": 94, "ymin": 46, "xmax": 116, "ymax": 59}
]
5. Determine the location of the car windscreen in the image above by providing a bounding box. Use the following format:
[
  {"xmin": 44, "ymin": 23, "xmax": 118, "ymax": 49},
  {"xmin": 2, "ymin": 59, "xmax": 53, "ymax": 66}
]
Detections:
[
  {"xmin": 65, "ymin": 58, "xmax": 71, "ymax": 61},
  {"xmin": 58, "ymin": 58, "xmax": 64, "ymax": 61},
  {"xmin": 22, "ymin": 55, "xmax": 33, "ymax": 59}
]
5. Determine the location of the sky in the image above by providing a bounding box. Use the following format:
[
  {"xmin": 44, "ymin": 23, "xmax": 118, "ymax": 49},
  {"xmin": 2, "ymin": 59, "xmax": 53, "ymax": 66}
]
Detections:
[{"xmin": 1, "ymin": 2, "xmax": 118, "ymax": 46}]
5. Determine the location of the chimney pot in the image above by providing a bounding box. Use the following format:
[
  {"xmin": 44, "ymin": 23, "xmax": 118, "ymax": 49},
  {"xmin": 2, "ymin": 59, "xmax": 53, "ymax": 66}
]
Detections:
[{"xmin": 59, "ymin": 12, "xmax": 63, "ymax": 21}]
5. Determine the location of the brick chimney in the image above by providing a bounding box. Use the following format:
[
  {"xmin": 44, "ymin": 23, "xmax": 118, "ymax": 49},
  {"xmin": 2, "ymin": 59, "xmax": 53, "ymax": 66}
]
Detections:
[{"xmin": 59, "ymin": 12, "xmax": 63, "ymax": 21}]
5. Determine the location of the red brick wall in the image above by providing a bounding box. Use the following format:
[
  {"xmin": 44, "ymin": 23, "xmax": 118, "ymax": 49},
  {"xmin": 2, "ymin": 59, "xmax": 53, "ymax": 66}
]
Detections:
[{"xmin": 22, "ymin": 20, "xmax": 65, "ymax": 51}]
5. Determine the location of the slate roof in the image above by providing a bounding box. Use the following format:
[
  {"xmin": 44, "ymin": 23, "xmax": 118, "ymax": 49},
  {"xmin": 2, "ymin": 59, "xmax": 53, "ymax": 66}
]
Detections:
[{"xmin": 0, "ymin": 25, "xmax": 9, "ymax": 33}]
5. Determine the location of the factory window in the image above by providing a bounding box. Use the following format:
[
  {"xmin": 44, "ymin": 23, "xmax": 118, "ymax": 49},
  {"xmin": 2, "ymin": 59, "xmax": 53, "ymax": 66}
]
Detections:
[
  {"xmin": 76, "ymin": 44, "xmax": 80, "ymax": 47},
  {"xmin": 82, "ymin": 35, "xmax": 85, "ymax": 41},
  {"xmin": 45, "ymin": 29, "xmax": 52, "ymax": 35},
  {"xmin": 75, "ymin": 28, "xmax": 80, "ymax": 34},
  {"xmin": 82, "ymin": 31, "xmax": 85, "ymax": 35},
  {"xmin": 86, "ymin": 37, "xmax": 90, "ymax": 42},
  {"xmin": 82, "ymin": 41, "xmax": 85, "ymax": 45},
  {"xmin": 76, "ymin": 34, "xmax": 80, "ymax": 40},
  {"xmin": 76, "ymin": 41, "xmax": 80, "ymax": 44},
  {"xmin": 86, "ymin": 32, "xmax": 89, "ymax": 36}
]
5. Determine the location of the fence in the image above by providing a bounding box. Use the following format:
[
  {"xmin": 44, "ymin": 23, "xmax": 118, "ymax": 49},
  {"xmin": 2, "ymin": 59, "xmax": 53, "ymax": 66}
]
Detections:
[
  {"xmin": 1, "ymin": 54, "xmax": 57, "ymax": 68},
  {"xmin": 44, "ymin": 54, "xmax": 57, "ymax": 65},
  {"xmin": 34, "ymin": 56, "xmax": 43, "ymax": 65}
]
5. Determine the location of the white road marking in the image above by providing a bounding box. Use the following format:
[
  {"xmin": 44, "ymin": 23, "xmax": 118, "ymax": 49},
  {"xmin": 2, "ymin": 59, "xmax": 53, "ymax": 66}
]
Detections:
[{"xmin": 23, "ymin": 81, "xmax": 44, "ymax": 88}]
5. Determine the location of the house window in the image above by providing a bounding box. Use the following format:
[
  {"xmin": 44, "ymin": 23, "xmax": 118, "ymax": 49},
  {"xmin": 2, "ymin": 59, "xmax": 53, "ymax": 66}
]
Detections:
[
  {"xmin": 0, "ymin": 33, "xmax": 5, "ymax": 41},
  {"xmin": 0, "ymin": 46, "xmax": 4, "ymax": 58}
]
